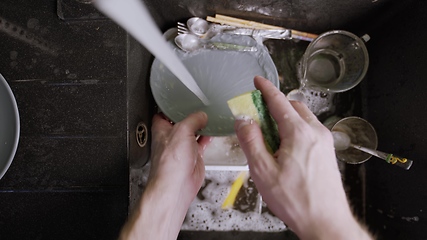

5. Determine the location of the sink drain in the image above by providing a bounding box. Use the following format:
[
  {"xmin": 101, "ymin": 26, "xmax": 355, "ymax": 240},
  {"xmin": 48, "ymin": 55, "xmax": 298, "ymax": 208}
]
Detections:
[{"xmin": 136, "ymin": 122, "xmax": 148, "ymax": 148}]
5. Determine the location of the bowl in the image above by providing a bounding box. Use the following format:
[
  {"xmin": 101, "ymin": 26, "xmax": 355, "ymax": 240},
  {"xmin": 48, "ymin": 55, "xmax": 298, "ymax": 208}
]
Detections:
[
  {"xmin": 150, "ymin": 29, "xmax": 279, "ymax": 136},
  {"xmin": 0, "ymin": 74, "xmax": 19, "ymax": 180}
]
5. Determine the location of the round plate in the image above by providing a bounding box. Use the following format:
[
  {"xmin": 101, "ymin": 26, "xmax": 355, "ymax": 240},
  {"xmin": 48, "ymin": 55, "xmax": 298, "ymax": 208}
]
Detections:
[
  {"xmin": 0, "ymin": 74, "xmax": 19, "ymax": 180},
  {"xmin": 150, "ymin": 30, "xmax": 279, "ymax": 136}
]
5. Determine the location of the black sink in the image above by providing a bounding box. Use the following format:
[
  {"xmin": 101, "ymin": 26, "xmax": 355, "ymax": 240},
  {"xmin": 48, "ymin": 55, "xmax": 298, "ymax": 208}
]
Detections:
[{"xmin": 134, "ymin": 0, "xmax": 427, "ymax": 239}]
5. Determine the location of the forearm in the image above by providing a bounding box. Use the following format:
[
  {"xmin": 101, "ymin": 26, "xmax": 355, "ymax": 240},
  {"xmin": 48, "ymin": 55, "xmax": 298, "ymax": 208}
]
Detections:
[
  {"xmin": 120, "ymin": 183, "xmax": 187, "ymax": 240},
  {"xmin": 295, "ymin": 209, "xmax": 373, "ymax": 240},
  {"xmin": 310, "ymin": 218, "xmax": 372, "ymax": 240}
]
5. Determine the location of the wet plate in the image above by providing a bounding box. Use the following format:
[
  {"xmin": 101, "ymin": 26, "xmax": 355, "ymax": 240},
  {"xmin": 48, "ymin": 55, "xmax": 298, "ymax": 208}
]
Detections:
[
  {"xmin": 0, "ymin": 74, "xmax": 19, "ymax": 180},
  {"xmin": 150, "ymin": 29, "xmax": 279, "ymax": 136}
]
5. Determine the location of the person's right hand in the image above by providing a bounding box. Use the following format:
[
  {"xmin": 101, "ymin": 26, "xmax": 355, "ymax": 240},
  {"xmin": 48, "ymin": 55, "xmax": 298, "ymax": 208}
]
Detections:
[{"xmin": 235, "ymin": 76, "xmax": 372, "ymax": 239}]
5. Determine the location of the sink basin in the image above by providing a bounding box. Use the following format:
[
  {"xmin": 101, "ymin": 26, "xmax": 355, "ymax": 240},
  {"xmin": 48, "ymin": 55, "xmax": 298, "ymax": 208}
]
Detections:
[
  {"xmin": 130, "ymin": 0, "xmax": 426, "ymax": 239},
  {"xmin": 128, "ymin": 0, "xmax": 381, "ymax": 238},
  {"xmin": 130, "ymin": 35, "xmax": 363, "ymax": 238}
]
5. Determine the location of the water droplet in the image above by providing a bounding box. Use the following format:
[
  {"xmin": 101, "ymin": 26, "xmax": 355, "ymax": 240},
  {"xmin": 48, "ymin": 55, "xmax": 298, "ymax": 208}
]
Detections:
[{"xmin": 10, "ymin": 51, "xmax": 18, "ymax": 60}]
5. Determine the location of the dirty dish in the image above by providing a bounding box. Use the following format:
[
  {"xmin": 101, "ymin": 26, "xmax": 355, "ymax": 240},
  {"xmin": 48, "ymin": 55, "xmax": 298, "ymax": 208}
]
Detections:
[
  {"xmin": 150, "ymin": 29, "xmax": 279, "ymax": 136},
  {"xmin": 0, "ymin": 74, "xmax": 19, "ymax": 180}
]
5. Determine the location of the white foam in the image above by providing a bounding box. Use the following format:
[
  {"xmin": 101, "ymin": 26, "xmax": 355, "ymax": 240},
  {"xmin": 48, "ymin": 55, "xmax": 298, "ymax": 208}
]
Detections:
[
  {"xmin": 182, "ymin": 171, "xmax": 286, "ymax": 232},
  {"xmin": 203, "ymin": 135, "xmax": 248, "ymax": 169},
  {"xmin": 299, "ymin": 88, "xmax": 336, "ymax": 116},
  {"xmin": 136, "ymin": 140, "xmax": 286, "ymax": 232}
]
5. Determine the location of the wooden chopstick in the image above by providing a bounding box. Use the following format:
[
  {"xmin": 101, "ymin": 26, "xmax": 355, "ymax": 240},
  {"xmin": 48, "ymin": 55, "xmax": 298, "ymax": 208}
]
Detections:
[
  {"xmin": 207, "ymin": 14, "xmax": 318, "ymax": 41},
  {"xmin": 212, "ymin": 14, "xmax": 284, "ymax": 30}
]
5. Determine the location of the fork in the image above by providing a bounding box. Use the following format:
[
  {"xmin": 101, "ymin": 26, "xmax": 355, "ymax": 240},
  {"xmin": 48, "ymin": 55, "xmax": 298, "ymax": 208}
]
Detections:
[{"xmin": 177, "ymin": 22, "xmax": 189, "ymax": 35}]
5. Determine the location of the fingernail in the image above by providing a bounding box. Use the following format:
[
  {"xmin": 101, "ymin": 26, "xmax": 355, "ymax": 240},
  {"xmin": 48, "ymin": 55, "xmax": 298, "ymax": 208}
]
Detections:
[
  {"xmin": 235, "ymin": 116, "xmax": 254, "ymax": 131},
  {"xmin": 197, "ymin": 111, "xmax": 208, "ymax": 119},
  {"xmin": 254, "ymin": 75, "xmax": 268, "ymax": 82}
]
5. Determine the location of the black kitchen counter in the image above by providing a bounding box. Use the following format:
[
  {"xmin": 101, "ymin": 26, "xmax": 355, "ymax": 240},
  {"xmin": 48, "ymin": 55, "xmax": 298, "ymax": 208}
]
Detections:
[
  {"xmin": 2, "ymin": 0, "xmax": 427, "ymax": 240},
  {"xmin": 364, "ymin": 1, "xmax": 427, "ymax": 239},
  {"xmin": 0, "ymin": 1, "xmax": 128, "ymax": 239}
]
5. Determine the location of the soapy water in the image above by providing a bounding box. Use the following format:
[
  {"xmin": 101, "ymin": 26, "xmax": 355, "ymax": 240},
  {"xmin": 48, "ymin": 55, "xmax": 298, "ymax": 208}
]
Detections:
[
  {"xmin": 201, "ymin": 136, "xmax": 287, "ymax": 231},
  {"xmin": 182, "ymin": 171, "xmax": 286, "ymax": 231},
  {"xmin": 287, "ymin": 88, "xmax": 335, "ymax": 117},
  {"xmin": 203, "ymin": 135, "xmax": 247, "ymax": 168},
  {"xmin": 134, "ymin": 159, "xmax": 286, "ymax": 232}
]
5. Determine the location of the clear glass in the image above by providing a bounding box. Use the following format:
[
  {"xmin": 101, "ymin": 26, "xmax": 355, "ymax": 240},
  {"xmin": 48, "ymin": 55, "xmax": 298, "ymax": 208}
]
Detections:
[{"xmin": 301, "ymin": 30, "xmax": 369, "ymax": 92}]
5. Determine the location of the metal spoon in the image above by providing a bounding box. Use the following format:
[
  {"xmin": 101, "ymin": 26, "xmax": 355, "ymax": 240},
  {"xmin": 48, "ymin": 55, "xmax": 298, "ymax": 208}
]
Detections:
[
  {"xmin": 186, "ymin": 17, "xmax": 231, "ymax": 39},
  {"xmin": 186, "ymin": 17, "xmax": 292, "ymax": 41},
  {"xmin": 332, "ymin": 131, "xmax": 413, "ymax": 170},
  {"xmin": 187, "ymin": 17, "xmax": 209, "ymax": 36},
  {"xmin": 174, "ymin": 33, "xmax": 257, "ymax": 52}
]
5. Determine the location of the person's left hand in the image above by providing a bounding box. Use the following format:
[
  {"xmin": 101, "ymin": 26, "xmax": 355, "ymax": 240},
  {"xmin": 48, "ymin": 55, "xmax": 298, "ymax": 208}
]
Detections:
[
  {"xmin": 148, "ymin": 112, "xmax": 211, "ymax": 208},
  {"xmin": 120, "ymin": 112, "xmax": 211, "ymax": 240}
]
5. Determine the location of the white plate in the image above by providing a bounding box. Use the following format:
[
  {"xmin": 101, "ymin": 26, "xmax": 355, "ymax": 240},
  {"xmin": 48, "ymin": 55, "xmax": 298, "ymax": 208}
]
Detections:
[
  {"xmin": 0, "ymin": 74, "xmax": 19, "ymax": 180},
  {"xmin": 150, "ymin": 29, "xmax": 279, "ymax": 136}
]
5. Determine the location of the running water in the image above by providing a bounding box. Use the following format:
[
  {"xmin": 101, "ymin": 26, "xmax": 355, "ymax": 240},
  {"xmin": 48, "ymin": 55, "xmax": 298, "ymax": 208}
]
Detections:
[{"xmin": 94, "ymin": 0, "xmax": 210, "ymax": 105}]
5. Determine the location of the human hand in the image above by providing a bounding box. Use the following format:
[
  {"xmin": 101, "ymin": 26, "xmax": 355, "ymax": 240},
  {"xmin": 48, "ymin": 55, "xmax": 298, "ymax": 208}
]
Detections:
[
  {"xmin": 235, "ymin": 76, "xmax": 372, "ymax": 239},
  {"xmin": 147, "ymin": 112, "xmax": 210, "ymax": 206},
  {"xmin": 120, "ymin": 112, "xmax": 210, "ymax": 240}
]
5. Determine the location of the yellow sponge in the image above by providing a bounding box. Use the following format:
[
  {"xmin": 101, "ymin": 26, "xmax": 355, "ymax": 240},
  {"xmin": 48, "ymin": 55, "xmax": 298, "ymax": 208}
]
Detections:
[
  {"xmin": 222, "ymin": 90, "xmax": 280, "ymax": 210},
  {"xmin": 227, "ymin": 90, "xmax": 279, "ymax": 154}
]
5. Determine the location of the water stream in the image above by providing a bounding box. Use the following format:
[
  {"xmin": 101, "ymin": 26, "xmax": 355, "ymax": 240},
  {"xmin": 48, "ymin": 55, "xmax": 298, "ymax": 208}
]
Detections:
[{"xmin": 94, "ymin": 0, "xmax": 210, "ymax": 105}]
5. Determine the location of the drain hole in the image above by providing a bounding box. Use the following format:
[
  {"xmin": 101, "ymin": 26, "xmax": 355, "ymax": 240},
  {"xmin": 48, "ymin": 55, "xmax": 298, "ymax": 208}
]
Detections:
[{"xmin": 136, "ymin": 122, "xmax": 148, "ymax": 148}]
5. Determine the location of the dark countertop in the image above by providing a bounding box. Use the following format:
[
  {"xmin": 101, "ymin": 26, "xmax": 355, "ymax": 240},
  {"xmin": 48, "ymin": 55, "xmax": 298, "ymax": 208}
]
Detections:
[
  {"xmin": 1, "ymin": 0, "xmax": 427, "ymax": 240},
  {"xmin": 364, "ymin": 1, "xmax": 427, "ymax": 239},
  {"xmin": 0, "ymin": 1, "xmax": 128, "ymax": 239}
]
